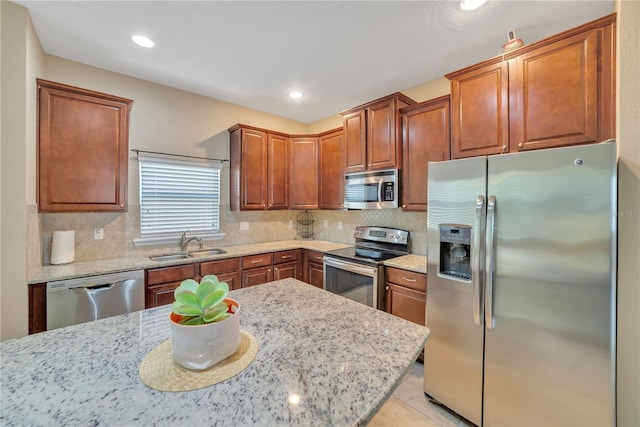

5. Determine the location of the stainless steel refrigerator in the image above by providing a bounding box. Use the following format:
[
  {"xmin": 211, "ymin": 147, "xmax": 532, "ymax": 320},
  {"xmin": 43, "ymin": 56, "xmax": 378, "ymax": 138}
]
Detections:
[{"xmin": 424, "ymin": 141, "xmax": 617, "ymax": 427}]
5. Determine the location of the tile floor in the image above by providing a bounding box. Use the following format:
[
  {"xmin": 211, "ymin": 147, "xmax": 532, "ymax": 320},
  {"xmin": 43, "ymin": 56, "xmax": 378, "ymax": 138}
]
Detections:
[{"xmin": 369, "ymin": 362, "xmax": 475, "ymax": 427}]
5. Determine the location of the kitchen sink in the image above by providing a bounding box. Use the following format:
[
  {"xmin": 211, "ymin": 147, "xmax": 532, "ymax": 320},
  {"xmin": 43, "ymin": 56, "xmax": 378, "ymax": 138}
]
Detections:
[
  {"xmin": 187, "ymin": 248, "xmax": 227, "ymax": 257},
  {"xmin": 149, "ymin": 248, "xmax": 227, "ymax": 261},
  {"xmin": 149, "ymin": 253, "xmax": 190, "ymax": 261}
]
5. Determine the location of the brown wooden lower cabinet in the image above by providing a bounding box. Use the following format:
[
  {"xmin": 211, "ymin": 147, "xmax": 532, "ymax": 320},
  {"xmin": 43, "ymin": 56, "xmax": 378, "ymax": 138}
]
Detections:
[
  {"xmin": 241, "ymin": 253, "xmax": 274, "ymax": 288},
  {"xmin": 200, "ymin": 258, "xmax": 241, "ymax": 290},
  {"xmin": 273, "ymin": 249, "xmax": 302, "ymax": 281},
  {"xmin": 385, "ymin": 266, "xmax": 427, "ymax": 361},
  {"xmin": 145, "ymin": 263, "xmax": 198, "ymax": 308},
  {"xmin": 304, "ymin": 249, "xmax": 325, "ymax": 289},
  {"xmin": 242, "ymin": 265, "xmax": 273, "ymax": 287},
  {"xmin": 384, "ymin": 267, "xmax": 426, "ymax": 325},
  {"xmin": 29, "ymin": 283, "xmax": 47, "ymax": 334}
]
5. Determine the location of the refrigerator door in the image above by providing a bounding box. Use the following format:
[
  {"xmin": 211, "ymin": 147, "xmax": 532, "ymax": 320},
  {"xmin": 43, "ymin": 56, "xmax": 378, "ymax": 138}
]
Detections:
[
  {"xmin": 483, "ymin": 142, "xmax": 616, "ymax": 426},
  {"xmin": 425, "ymin": 156, "xmax": 486, "ymax": 426}
]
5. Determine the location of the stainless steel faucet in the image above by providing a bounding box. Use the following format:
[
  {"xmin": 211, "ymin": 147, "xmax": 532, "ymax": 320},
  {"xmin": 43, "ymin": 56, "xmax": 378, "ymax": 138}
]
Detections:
[{"xmin": 180, "ymin": 230, "xmax": 202, "ymax": 251}]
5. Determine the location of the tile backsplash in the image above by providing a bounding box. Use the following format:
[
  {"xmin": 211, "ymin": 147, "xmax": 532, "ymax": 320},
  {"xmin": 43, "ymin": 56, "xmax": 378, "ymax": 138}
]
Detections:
[{"xmin": 37, "ymin": 205, "xmax": 427, "ymax": 265}]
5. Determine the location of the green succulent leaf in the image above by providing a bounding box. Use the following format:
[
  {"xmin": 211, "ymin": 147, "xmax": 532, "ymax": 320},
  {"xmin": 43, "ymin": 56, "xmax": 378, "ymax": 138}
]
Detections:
[
  {"xmin": 200, "ymin": 289, "xmax": 226, "ymax": 310},
  {"xmin": 181, "ymin": 316, "xmax": 205, "ymax": 325},
  {"xmin": 213, "ymin": 312, "xmax": 232, "ymax": 322},
  {"xmin": 203, "ymin": 303, "xmax": 230, "ymax": 322},
  {"xmin": 195, "ymin": 279, "xmax": 216, "ymax": 302},
  {"xmin": 177, "ymin": 279, "xmax": 199, "ymax": 293},
  {"xmin": 172, "ymin": 304, "xmax": 203, "ymax": 316},
  {"xmin": 175, "ymin": 290, "xmax": 200, "ymax": 308},
  {"xmin": 200, "ymin": 275, "xmax": 220, "ymax": 286}
]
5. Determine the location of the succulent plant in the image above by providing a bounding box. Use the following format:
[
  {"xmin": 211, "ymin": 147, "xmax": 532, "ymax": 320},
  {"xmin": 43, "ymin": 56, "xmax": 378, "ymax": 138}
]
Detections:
[{"xmin": 171, "ymin": 275, "xmax": 232, "ymax": 325}]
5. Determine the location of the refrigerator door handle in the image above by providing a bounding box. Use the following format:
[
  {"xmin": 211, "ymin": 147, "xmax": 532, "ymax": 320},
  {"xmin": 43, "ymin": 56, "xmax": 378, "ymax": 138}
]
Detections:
[
  {"xmin": 472, "ymin": 195, "xmax": 485, "ymax": 326},
  {"xmin": 485, "ymin": 195, "xmax": 496, "ymax": 330}
]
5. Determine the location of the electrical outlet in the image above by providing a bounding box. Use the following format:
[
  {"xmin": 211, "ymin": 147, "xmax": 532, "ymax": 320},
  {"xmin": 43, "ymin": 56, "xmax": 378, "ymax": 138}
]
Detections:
[
  {"xmin": 324, "ymin": 220, "xmax": 328, "ymax": 227},
  {"xmin": 288, "ymin": 220, "xmax": 293, "ymax": 228},
  {"xmin": 338, "ymin": 221, "xmax": 343, "ymax": 230},
  {"xmin": 240, "ymin": 221, "xmax": 249, "ymax": 231},
  {"xmin": 94, "ymin": 228, "xmax": 104, "ymax": 240}
]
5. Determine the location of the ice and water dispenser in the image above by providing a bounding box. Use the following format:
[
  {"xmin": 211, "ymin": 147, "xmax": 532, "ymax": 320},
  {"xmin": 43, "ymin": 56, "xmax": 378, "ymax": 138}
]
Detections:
[{"xmin": 438, "ymin": 225, "xmax": 471, "ymax": 281}]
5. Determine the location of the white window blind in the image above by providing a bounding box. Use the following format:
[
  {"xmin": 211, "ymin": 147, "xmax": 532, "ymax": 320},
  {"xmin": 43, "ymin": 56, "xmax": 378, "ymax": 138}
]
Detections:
[{"xmin": 138, "ymin": 156, "xmax": 221, "ymax": 237}]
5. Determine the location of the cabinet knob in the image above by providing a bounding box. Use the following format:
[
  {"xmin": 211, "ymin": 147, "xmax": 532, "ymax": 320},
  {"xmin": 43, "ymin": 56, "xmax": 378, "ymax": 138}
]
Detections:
[
  {"xmin": 518, "ymin": 142, "xmax": 524, "ymax": 150},
  {"xmin": 501, "ymin": 145, "xmax": 507, "ymax": 152},
  {"xmin": 385, "ymin": 285, "xmax": 390, "ymax": 291}
]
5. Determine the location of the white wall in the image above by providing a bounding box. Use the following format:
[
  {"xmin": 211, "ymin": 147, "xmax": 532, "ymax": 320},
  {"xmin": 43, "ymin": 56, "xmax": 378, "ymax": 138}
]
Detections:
[
  {"xmin": 615, "ymin": 1, "xmax": 640, "ymax": 425},
  {"xmin": 0, "ymin": 1, "xmax": 44, "ymax": 340}
]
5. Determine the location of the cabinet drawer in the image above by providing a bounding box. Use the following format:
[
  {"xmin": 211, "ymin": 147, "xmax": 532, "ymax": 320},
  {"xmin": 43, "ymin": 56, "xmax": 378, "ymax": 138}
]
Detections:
[
  {"xmin": 274, "ymin": 249, "xmax": 299, "ymax": 264},
  {"xmin": 307, "ymin": 250, "xmax": 325, "ymax": 265},
  {"xmin": 146, "ymin": 263, "xmax": 197, "ymax": 286},
  {"xmin": 242, "ymin": 253, "xmax": 273, "ymax": 269},
  {"xmin": 200, "ymin": 257, "xmax": 240, "ymax": 276},
  {"xmin": 386, "ymin": 267, "xmax": 426, "ymax": 293}
]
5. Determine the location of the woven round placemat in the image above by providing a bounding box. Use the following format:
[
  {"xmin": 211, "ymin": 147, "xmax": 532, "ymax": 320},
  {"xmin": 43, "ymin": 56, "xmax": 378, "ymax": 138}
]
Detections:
[{"xmin": 139, "ymin": 330, "xmax": 258, "ymax": 392}]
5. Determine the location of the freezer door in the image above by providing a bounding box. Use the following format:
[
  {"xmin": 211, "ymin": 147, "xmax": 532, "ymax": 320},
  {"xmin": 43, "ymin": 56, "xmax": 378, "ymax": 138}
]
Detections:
[
  {"xmin": 424, "ymin": 156, "xmax": 486, "ymax": 426},
  {"xmin": 483, "ymin": 142, "xmax": 616, "ymax": 426}
]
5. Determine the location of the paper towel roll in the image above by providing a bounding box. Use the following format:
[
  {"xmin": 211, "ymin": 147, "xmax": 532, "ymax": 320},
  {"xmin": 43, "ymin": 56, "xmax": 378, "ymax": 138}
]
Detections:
[{"xmin": 51, "ymin": 230, "xmax": 75, "ymax": 265}]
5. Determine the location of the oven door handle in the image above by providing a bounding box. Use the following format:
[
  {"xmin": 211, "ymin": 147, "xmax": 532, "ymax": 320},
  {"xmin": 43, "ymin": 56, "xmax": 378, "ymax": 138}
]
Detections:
[{"xmin": 323, "ymin": 257, "xmax": 377, "ymax": 277}]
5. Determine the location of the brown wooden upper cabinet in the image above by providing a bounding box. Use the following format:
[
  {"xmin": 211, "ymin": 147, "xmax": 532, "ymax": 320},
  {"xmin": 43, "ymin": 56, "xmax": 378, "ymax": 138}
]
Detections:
[
  {"xmin": 447, "ymin": 14, "xmax": 615, "ymax": 159},
  {"xmin": 37, "ymin": 79, "xmax": 133, "ymax": 212},
  {"xmin": 289, "ymin": 137, "xmax": 319, "ymax": 210},
  {"xmin": 400, "ymin": 95, "xmax": 451, "ymax": 212},
  {"xmin": 341, "ymin": 93, "xmax": 415, "ymax": 172},
  {"xmin": 229, "ymin": 124, "xmax": 289, "ymax": 211},
  {"xmin": 318, "ymin": 128, "xmax": 345, "ymax": 210},
  {"xmin": 268, "ymin": 133, "xmax": 289, "ymax": 210}
]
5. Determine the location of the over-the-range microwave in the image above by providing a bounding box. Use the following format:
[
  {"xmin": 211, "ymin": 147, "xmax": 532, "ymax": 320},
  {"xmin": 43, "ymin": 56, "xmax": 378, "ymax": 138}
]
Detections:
[{"xmin": 344, "ymin": 168, "xmax": 399, "ymax": 209}]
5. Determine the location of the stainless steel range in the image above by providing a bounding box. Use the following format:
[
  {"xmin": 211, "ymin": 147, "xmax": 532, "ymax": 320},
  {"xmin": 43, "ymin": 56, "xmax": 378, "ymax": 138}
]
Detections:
[{"xmin": 323, "ymin": 226, "xmax": 411, "ymax": 309}]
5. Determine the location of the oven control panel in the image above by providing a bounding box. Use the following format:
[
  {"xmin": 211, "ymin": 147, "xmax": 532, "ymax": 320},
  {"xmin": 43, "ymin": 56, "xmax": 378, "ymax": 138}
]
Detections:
[{"xmin": 354, "ymin": 226, "xmax": 409, "ymax": 245}]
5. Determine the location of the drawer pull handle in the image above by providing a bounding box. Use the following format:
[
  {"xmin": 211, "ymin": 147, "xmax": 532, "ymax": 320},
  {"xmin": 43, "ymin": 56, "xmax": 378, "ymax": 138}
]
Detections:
[
  {"xmin": 281, "ymin": 255, "xmax": 291, "ymax": 259},
  {"xmin": 402, "ymin": 277, "xmax": 417, "ymax": 283},
  {"xmin": 314, "ymin": 256, "xmax": 322, "ymax": 261},
  {"xmin": 251, "ymin": 260, "xmax": 262, "ymax": 264}
]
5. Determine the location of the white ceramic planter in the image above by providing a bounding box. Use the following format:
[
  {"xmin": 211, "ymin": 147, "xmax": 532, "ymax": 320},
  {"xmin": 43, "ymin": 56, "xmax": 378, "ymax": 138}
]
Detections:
[{"xmin": 169, "ymin": 298, "xmax": 241, "ymax": 370}]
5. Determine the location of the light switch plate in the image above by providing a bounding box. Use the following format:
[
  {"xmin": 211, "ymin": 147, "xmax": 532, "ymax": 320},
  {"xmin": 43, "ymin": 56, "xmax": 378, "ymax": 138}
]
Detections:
[
  {"xmin": 240, "ymin": 221, "xmax": 249, "ymax": 231},
  {"xmin": 338, "ymin": 221, "xmax": 343, "ymax": 230},
  {"xmin": 288, "ymin": 220, "xmax": 293, "ymax": 228},
  {"xmin": 324, "ymin": 220, "xmax": 328, "ymax": 227},
  {"xmin": 94, "ymin": 228, "xmax": 104, "ymax": 240}
]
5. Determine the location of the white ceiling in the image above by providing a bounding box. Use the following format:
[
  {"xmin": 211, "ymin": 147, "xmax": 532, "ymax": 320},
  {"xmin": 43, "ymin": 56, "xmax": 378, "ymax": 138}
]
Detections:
[{"xmin": 17, "ymin": 1, "xmax": 614, "ymax": 124}]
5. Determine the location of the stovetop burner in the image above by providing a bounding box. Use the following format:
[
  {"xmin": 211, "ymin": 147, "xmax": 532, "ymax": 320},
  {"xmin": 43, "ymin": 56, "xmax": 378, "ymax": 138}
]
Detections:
[{"xmin": 324, "ymin": 226, "xmax": 411, "ymax": 266}]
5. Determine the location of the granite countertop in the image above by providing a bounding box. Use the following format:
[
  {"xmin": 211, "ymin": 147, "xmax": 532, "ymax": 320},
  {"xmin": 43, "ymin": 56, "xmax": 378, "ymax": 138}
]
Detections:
[
  {"xmin": 1, "ymin": 279, "xmax": 430, "ymax": 426},
  {"xmin": 383, "ymin": 254, "xmax": 427, "ymax": 274},
  {"xmin": 29, "ymin": 240, "xmax": 352, "ymax": 284}
]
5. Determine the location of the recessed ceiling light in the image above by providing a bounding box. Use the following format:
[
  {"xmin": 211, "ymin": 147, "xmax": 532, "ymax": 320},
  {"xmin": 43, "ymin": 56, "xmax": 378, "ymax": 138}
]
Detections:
[
  {"xmin": 289, "ymin": 91, "xmax": 303, "ymax": 99},
  {"xmin": 132, "ymin": 35, "xmax": 154, "ymax": 48},
  {"xmin": 460, "ymin": 0, "xmax": 487, "ymax": 11}
]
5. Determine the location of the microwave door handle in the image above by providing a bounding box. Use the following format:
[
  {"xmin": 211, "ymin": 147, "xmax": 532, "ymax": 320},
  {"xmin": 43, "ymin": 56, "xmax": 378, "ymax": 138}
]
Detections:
[{"xmin": 378, "ymin": 178, "xmax": 384, "ymax": 202}]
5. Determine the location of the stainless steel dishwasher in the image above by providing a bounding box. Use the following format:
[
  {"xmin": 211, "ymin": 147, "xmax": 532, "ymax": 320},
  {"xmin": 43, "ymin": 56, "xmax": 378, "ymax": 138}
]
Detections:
[{"xmin": 46, "ymin": 270, "xmax": 145, "ymax": 331}]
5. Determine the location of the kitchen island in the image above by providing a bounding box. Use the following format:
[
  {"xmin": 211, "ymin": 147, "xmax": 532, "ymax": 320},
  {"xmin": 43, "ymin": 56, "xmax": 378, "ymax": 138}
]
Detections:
[{"xmin": 1, "ymin": 279, "xmax": 430, "ymax": 426}]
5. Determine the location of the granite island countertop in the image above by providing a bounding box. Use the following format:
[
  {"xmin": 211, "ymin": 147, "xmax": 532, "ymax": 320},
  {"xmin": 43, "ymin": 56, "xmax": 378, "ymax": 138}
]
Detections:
[
  {"xmin": 1, "ymin": 279, "xmax": 430, "ymax": 426},
  {"xmin": 29, "ymin": 239, "xmax": 352, "ymax": 284}
]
